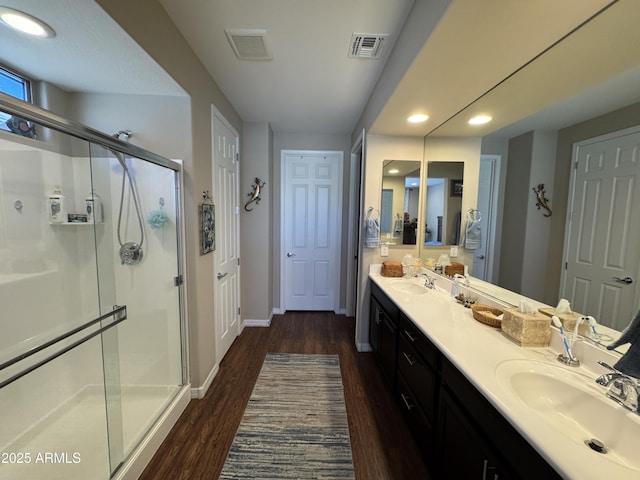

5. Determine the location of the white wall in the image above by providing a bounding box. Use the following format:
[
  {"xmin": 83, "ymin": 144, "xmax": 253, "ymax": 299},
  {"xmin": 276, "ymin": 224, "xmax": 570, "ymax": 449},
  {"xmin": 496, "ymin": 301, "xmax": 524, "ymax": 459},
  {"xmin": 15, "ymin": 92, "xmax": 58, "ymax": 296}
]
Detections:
[{"xmin": 356, "ymin": 134, "xmax": 424, "ymax": 348}]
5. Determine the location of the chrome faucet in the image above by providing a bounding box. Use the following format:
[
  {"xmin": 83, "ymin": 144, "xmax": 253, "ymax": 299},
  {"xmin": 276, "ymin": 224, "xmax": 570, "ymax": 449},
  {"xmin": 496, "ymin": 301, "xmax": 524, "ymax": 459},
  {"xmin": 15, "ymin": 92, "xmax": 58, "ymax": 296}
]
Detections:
[
  {"xmin": 596, "ymin": 361, "xmax": 640, "ymax": 415},
  {"xmin": 415, "ymin": 273, "xmax": 436, "ymax": 289}
]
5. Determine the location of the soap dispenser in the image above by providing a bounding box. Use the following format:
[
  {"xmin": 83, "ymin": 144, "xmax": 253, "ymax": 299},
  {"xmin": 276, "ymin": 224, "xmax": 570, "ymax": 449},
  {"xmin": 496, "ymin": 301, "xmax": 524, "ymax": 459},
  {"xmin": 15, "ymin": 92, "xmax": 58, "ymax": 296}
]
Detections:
[{"xmin": 48, "ymin": 186, "xmax": 66, "ymax": 223}]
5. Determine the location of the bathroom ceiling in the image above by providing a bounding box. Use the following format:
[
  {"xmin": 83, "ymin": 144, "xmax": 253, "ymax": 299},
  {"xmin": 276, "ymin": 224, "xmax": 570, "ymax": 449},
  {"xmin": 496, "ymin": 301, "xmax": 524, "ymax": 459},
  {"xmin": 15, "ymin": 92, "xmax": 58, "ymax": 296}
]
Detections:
[
  {"xmin": 0, "ymin": 0, "xmax": 186, "ymax": 98},
  {"xmin": 0, "ymin": 0, "xmax": 634, "ymax": 137}
]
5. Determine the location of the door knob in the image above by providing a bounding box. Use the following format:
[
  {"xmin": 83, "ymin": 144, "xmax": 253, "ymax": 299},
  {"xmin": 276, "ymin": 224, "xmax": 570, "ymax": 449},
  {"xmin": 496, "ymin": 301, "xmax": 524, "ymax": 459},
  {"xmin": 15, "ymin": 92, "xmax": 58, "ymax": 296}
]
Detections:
[
  {"xmin": 613, "ymin": 276, "xmax": 633, "ymax": 285},
  {"xmin": 286, "ymin": 252, "xmax": 295, "ymax": 257},
  {"xmin": 217, "ymin": 272, "xmax": 228, "ymax": 280},
  {"xmin": 478, "ymin": 254, "xmax": 486, "ymax": 260}
]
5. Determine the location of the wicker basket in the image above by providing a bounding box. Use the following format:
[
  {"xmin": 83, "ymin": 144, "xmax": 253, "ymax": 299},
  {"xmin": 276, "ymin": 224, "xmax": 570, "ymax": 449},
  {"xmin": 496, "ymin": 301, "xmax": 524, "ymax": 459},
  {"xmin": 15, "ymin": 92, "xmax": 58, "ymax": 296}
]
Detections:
[{"xmin": 471, "ymin": 304, "xmax": 504, "ymax": 328}]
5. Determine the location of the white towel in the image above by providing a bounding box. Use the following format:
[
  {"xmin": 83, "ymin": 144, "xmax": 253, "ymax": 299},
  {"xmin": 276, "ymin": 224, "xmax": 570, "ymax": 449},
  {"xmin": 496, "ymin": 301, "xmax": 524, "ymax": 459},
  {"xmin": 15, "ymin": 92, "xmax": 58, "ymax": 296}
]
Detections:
[
  {"xmin": 364, "ymin": 209, "xmax": 380, "ymax": 248},
  {"xmin": 465, "ymin": 219, "xmax": 481, "ymax": 249}
]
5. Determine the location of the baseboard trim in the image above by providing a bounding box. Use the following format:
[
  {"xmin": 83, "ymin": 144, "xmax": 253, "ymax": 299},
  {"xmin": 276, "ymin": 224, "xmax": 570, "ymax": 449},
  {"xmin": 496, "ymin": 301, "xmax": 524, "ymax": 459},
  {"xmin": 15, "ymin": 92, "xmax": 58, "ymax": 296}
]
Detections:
[
  {"xmin": 190, "ymin": 362, "xmax": 219, "ymax": 399},
  {"xmin": 243, "ymin": 318, "xmax": 271, "ymax": 327}
]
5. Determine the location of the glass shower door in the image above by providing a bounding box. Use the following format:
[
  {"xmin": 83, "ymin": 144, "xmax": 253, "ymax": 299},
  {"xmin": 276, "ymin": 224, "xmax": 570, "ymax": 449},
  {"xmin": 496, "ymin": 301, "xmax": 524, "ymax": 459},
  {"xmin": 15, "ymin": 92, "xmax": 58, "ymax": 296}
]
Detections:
[
  {"xmin": 0, "ymin": 127, "xmax": 116, "ymax": 479},
  {"xmin": 89, "ymin": 143, "xmax": 184, "ymax": 466}
]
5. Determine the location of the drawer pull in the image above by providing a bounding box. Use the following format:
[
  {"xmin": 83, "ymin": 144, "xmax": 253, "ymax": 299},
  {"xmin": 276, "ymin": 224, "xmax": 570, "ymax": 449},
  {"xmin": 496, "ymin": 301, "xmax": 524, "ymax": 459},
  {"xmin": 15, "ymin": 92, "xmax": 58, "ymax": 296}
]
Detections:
[
  {"xmin": 403, "ymin": 351, "xmax": 416, "ymax": 366},
  {"xmin": 482, "ymin": 460, "xmax": 499, "ymax": 480},
  {"xmin": 400, "ymin": 393, "xmax": 414, "ymax": 411},
  {"xmin": 404, "ymin": 329, "xmax": 417, "ymax": 342}
]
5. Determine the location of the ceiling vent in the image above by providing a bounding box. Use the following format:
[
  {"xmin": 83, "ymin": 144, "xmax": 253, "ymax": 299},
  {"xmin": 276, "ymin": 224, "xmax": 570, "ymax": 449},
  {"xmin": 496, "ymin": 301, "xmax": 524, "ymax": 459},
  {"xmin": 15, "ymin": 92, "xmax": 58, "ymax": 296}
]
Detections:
[
  {"xmin": 225, "ymin": 28, "xmax": 272, "ymax": 61},
  {"xmin": 348, "ymin": 33, "xmax": 388, "ymax": 59}
]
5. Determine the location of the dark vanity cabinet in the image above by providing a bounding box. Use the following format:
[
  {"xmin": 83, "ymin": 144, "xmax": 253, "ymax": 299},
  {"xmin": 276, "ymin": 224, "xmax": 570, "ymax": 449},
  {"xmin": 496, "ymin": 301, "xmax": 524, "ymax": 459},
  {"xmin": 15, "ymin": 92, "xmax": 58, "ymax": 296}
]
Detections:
[
  {"xmin": 369, "ymin": 282, "xmax": 399, "ymax": 388},
  {"xmin": 437, "ymin": 357, "xmax": 561, "ymax": 480},
  {"xmin": 369, "ymin": 281, "xmax": 562, "ymax": 479}
]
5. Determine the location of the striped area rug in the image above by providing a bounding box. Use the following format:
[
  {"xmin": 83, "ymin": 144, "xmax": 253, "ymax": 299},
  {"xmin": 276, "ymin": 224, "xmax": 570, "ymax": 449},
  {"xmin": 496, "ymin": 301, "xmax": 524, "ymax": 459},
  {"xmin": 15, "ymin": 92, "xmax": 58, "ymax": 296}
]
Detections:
[{"xmin": 220, "ymin": 353, "xmax": 355, "ymax": 479}]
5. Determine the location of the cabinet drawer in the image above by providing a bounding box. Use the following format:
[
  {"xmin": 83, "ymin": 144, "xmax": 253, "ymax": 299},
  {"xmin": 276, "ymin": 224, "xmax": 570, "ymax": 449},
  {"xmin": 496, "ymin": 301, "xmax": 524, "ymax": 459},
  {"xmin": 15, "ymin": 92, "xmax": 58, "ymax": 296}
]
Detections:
[
  {"xmin": 397, "ymin": 333, "xmax": 437, "ymax": 422},
  {"xmin": 396, "ymin": 372, "xmax": 434, "ymax": 463},
  {"xmin": 399, "ymin": 313, "xmax": 439, "ymax": 369}
]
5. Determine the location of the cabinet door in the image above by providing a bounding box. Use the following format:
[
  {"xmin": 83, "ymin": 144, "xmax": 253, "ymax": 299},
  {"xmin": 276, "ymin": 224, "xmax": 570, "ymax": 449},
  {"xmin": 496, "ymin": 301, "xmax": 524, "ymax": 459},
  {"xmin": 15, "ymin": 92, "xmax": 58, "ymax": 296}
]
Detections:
[
  {"xmin": 378, "ymin": 311, "xmax": 397, "ymax": 388},
  {"xmin": 369, "ymin": 296, "xmax": 397, "ymax": 388},
  {"xmin": 437, "ymin": 390, "xmax": 512, "ymax": 479},
  {"xmin": 369, "ymin": 298, "xmax": 382, "ymax": 352},
  {"xmin": 397, "ymin": 373, "xmax": 434, "ymax": 465}
]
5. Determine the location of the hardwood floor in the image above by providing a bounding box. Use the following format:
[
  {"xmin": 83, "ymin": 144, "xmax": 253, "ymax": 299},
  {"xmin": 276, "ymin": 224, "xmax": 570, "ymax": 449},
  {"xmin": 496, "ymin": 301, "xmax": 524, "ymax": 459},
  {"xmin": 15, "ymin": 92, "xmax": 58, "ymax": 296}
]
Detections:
[{"xmin": 139, "ymin": 312, "xmax": 430, "ymax": 479}]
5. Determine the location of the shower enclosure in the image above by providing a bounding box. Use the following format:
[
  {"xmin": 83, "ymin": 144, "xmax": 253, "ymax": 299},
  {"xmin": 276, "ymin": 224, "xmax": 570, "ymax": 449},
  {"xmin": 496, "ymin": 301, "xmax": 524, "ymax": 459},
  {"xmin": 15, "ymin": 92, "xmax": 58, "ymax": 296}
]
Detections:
[{"xmin": 0, "ymin": 95, "xmax": 188, "ymax": 480}]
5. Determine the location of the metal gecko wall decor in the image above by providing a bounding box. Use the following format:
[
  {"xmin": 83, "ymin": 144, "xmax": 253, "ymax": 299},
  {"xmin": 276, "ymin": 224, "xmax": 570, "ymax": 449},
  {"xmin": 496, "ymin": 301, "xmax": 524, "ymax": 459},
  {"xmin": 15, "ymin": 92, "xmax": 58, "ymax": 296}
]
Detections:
[
  {"xmin": 244, "ymin": 177, "xmax": 266, "ymax": 211},
  {"xmin": 532, "ymin": 183, "xmax": 552, "ymax": 217}
]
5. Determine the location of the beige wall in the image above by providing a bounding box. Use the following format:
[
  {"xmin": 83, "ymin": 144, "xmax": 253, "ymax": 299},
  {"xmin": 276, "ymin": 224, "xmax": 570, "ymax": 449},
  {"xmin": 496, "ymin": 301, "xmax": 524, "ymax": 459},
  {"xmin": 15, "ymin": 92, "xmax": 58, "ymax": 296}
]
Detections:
[
  {"xmin": 98, "ymin": 0, "xmax": 242, "ymax": 390},
  {"xmin": 241, "ymin": 122, "xmax": 273, "ymax": 323}
]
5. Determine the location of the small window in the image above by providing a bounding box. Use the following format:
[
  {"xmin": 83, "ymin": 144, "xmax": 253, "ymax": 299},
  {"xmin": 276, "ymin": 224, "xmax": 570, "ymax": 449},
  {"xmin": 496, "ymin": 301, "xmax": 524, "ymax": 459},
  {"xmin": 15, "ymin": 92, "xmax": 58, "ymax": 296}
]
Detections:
[{"xmin": 0, "ymin": 66, "xmax": 36, "ymax": 138}]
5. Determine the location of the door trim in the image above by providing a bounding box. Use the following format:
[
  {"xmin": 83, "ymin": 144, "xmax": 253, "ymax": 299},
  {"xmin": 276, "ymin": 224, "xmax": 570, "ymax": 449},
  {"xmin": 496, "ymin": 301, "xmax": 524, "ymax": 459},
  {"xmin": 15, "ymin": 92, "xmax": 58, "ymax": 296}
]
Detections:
[
  {"xmin": 346, "ymin": 130, "xmax": 365, "ymax": 318},
  {"xmin": 280, "ymin": 149, "xmax": 343, "ymax": 313}
]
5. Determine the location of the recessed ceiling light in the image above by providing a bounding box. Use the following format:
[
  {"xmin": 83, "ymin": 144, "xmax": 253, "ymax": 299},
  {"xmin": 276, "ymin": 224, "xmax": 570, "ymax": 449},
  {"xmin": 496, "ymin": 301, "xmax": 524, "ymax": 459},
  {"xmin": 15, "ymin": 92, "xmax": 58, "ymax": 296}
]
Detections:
[
  {"xmin": 0, "ymin": 7, "xmax": 55, "ymax": 38},
  {"xmin": 468, "ymin": 115, "xmax": 492, "ymax": 125},
  {"xmin": 388, "ymin": 169, "xmax": 400, "ymax": 174},
  {"xmin": 407, "ymin": 114, "xmax": 429, "ymax": 123}
]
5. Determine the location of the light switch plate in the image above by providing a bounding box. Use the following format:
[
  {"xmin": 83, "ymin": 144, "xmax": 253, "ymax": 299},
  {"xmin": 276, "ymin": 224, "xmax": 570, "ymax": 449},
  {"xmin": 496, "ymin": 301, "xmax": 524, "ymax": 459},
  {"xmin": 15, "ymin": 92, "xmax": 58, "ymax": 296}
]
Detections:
[
  {"xmin": 450, "ymin": 245, "xmax": 459, "ymax": 257},
  {"xmin": 380, "ymin": 244, "xmax": 389, "ymax": 257}
]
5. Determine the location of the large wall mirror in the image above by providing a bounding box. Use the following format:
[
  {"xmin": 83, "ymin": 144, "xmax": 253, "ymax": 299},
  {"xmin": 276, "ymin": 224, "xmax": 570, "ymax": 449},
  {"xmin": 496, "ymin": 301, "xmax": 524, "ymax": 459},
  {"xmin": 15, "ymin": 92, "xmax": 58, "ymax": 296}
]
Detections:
[
  {"xmin": 381, "ymin": 160, "xmax": 421, "ymax": 245},
  {"xmin": 423, "ymin": 161, "xmax": 464, "ymax": 246},
  {"xmin": 424, "ymin": 0, "xmax": 640, "ymax": 333}
]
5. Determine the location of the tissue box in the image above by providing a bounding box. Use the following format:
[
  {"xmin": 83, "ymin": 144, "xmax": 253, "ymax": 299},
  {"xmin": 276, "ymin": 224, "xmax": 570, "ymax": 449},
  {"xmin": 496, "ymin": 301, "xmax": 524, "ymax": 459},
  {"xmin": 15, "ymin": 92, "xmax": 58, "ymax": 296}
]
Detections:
[
  {"xmin": 501, "ymin": 308, "xmax": 551, "ymax": 347},
  {"xmin": 538, "ymin": 308, "xmax": 589, "ymax": 336},
  {"xmin": 540, "ymin": 308, "xmax": 589, "ymax": 337}
]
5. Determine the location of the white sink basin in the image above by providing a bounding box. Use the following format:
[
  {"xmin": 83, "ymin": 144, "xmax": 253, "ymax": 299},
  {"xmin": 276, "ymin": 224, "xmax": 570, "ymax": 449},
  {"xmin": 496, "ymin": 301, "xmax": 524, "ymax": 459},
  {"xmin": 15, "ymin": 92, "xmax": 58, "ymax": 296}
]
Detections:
[
  {"xmin": 387, "ymin": 280, "xmax": 428, "ymax": 296},
  {"xmin": 495, "ymin": 359, "xmax": 640, "ymax": 472}
]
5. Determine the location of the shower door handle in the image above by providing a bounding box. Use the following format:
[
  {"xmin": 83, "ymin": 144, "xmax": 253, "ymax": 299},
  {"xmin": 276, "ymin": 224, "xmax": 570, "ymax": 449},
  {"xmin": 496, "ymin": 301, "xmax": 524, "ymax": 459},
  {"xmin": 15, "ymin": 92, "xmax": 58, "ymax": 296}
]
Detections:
[{"xmin": 217, "ymin": 272, "xmax": 228, "ymax": 280}]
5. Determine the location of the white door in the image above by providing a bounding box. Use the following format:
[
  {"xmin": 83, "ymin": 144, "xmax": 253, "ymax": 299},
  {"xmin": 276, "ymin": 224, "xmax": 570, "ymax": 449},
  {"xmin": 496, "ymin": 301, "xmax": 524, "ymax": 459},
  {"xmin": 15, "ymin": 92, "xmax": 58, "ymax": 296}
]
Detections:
[
  {"xmin": 562, "ymin": 127, "xmax": 640, "ymax": 331},
  {"xmin": 282, "ymin": 150, "xmax": 343, "ymax": 311},
  {"xmin": 212, "ymin": 108, "xmax": 240, "ymax": 362},
  {"xmin": 473, "ymin": 155, "xmax": 500, "ymax": 281}
]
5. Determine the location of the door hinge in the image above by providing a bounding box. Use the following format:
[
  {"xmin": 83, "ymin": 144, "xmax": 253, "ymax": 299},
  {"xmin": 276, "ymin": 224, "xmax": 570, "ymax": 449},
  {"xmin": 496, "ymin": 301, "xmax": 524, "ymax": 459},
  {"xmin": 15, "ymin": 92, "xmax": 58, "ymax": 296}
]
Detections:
[
  {"xmin": 237, "ymin": 258, "xmax": 240, "ymax": 266},
  {"xmin": 237, "ymin": 307, "xmax": 241, "ymax": 315},
  {"xmin": 174, "ymin": 274, "xmax": 184, "ymax": 286},
  {"xmin": 574, "ymin": 160, "xmax": 579, "ymax": 170},
  {"xmin": 565, "ymin": 262, "xmax": 568, "ymax": 270}
]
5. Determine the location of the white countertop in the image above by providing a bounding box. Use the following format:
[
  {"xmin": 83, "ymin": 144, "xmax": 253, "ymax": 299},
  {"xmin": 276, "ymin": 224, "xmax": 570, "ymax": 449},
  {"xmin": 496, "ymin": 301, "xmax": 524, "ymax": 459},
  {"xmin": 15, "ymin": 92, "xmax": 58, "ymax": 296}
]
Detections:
[{"xmin": 369, "ymin": 270, "xmax": 640, "ymax": 480}]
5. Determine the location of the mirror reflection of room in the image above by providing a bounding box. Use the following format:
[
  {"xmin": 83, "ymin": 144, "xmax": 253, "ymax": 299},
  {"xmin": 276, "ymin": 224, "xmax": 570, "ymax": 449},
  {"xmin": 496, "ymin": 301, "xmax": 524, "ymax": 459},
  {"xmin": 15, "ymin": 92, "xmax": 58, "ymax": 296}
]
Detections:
[
  {"xmin": 381, "ymin": 160, "xmax": 421, "ymax": 245},
  {"xmin": 424, "ymin": 161, "xmax": 464, "ymax": 246}
]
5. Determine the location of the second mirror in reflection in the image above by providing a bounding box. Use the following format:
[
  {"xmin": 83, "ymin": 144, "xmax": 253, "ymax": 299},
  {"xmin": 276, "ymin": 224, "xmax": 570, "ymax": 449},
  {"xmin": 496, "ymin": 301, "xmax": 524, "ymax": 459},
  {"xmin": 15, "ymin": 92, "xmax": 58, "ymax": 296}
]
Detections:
[
  {"xmin": 424, "ymin": 161, "xmax": 464, "ymax": 247},
  {"xmin": 381, "ymin": 160, "xmax": 420, "ymax": 245}
]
